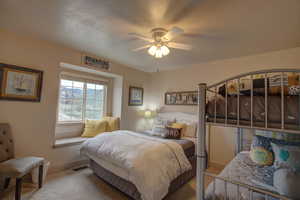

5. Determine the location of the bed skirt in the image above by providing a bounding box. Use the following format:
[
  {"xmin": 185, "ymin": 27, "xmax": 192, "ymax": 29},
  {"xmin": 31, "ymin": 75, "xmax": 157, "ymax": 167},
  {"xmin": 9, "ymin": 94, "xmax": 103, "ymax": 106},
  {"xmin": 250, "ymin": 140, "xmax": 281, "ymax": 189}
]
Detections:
[{"xmin": 90, "ymin": 155, "xmax": 196, "ymax": 200}]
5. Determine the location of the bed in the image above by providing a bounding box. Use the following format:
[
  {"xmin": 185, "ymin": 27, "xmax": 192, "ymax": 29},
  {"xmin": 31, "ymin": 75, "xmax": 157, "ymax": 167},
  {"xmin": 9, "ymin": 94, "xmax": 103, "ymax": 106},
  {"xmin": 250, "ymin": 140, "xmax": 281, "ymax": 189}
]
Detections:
[
  {"xmin": 81, "ymin": 112, "xmax": 198, "ymax": 200},
  {"xmin": 206, "ymin": 95, "xmax": 300, "ymax": 130},
  {"xmin": 196, "ymin": 69, "xmax": 300, "ymax": 200},
  {"xmin": 205, "ymin": 152, "xmax": 277, "ymax": 200}
]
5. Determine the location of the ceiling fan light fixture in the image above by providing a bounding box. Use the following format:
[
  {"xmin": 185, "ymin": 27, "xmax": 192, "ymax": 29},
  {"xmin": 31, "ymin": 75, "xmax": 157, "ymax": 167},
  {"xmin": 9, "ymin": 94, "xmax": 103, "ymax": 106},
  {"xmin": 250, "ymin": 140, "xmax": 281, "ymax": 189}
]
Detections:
[
  {"xmin": 161, "ymin": 45, "xmax": 170, "ymax": 56},
  {"xmin": 148, "ymin": 45, "xmax": 157, "ymax": 56},
  {"xmin": 155, "ymin": 48, "xmax": 163, "ymax": 58},
  {"xmin": 131, "ymin": 26, "xmax": 191, "ymax": 58}
]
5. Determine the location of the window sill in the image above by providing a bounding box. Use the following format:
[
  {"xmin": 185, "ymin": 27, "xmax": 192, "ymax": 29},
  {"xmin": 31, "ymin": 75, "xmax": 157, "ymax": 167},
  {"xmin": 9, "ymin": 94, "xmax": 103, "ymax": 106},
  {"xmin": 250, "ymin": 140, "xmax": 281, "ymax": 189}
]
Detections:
[{"xmin": 54, "ymin": 137, "xmax": 88, "ymax": 148}]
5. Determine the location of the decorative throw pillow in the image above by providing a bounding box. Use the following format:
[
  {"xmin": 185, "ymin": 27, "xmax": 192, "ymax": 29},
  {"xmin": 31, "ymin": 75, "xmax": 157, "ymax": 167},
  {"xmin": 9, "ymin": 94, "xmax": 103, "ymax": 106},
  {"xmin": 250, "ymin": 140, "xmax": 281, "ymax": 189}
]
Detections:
[
  {"xmin": 250, "ymin": 147, "xmax": 274, "ymax": 166},
  {"xmin": 102, "ymin": 116, "xmax": 120, "ymax": 132},
  {"xmin": 164, "ymin": 127, "xmax": 182, "ymax": 139},
  {"xmin": 171, "ymin": 122, "xmax": 186, "ymax": 129},
  {"xmin": 288, "ymin": 85, "xmax": 300, "ymax": 95},
  {"xmin": 250, "ymin": 136, "xmax": 274, "ymax": 166},
  {"xmin": 255, "ymin": 130, "xmax": 300, "ymax": 143},
  {"xmin": 269, "ymin": 74, "xmax": 288, "ymax": 87},
  {"xmin": 81, "ymin": 119, "xmax": 108, "ymax": 137},
  {"xmin": 152, "ymin": 117, "xmax": 175, "ymax": 137},
  {"xmin": 273, "ymin": 169, "xmax": 300, "ymax": 199},
  {"xmin": 227, "ymin": 82, "xmax": 238, "ymax": 95},
  {"xmin": 185, "ymin": 123, "xmax": 197, "ymax": 138},
  {"xmin": 250, "ymin": 133, "xmax": 300, "ymax": 166},
  {"xmin": 171, "ymin": 122, "xmax": 186, "ymax": 136},
  {"xmin": 271, "ymin": 143, "xmax": 300, "ymax": 172},
  {"xmin": 268, "ymin": 74, "xmax": 297, "ymax": 95},
  {"xmin": 175, "ymin": 121, "xmax": 197, "ymax": 138}
]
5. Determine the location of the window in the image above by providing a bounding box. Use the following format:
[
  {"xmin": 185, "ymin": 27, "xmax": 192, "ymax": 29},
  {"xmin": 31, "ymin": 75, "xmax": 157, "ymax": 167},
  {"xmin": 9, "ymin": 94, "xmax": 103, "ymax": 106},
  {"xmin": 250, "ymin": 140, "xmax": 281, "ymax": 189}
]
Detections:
[{"xmin": 58, "ymin": 77, "xmax": 106, "ymax": 122}]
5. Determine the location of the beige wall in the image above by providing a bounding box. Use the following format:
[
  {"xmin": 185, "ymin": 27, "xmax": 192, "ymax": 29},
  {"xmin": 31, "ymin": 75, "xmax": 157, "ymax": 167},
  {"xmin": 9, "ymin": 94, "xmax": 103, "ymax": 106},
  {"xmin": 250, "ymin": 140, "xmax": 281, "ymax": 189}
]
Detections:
[
  {"xmin": 1, "ymin": 28, "xmax": 300, "ymax": 169},
  {"xmin": 0, "ymin": 30, "xmax": 151, "ymax": 170},
  {"xmin": 149, "ymin": 47, "xmax": 300, "ymax": 166}
]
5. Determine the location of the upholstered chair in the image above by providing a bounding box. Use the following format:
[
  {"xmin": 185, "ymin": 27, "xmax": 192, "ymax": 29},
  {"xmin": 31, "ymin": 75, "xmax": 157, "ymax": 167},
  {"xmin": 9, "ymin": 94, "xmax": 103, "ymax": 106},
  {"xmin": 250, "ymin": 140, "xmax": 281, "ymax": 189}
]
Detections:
[{"xmin": 0, "ymin": 123, "xmax": 44, "ymax": 200}]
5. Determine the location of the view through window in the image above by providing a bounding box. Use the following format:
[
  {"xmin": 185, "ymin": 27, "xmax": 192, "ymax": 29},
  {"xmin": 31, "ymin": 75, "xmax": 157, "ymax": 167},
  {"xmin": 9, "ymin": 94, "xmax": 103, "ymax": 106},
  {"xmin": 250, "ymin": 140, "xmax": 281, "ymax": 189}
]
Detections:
[{"xmin": 58, "ymin": 78, "xmax": 106, "ymax": 122}]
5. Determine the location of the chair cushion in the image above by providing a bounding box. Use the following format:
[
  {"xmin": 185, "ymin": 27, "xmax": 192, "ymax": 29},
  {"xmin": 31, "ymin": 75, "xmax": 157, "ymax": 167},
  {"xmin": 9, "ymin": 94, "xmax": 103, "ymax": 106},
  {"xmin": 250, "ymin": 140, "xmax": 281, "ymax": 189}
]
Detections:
[
  {"xmin": 0, "ymin": 157, "xmax": 44, "ymax": 178},
  {"xmin": 0, "ymin": 123, "xmax": 14, "ymax": 162}
]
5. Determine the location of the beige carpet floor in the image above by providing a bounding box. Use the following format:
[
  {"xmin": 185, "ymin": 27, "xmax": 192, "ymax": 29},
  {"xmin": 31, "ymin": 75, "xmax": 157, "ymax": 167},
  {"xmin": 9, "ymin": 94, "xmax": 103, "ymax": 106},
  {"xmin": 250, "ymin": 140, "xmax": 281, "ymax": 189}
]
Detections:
[{"xmin": 2, "ymin": 167, "xmax": 221, "ymax": 200}]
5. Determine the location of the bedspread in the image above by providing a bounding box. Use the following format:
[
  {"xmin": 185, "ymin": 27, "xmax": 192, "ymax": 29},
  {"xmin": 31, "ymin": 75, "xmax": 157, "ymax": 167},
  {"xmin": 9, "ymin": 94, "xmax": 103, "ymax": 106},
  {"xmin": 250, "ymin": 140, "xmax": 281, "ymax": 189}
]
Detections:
[
  {"xmin": 80, "ymin": 130, "xmax": 191, "ymax": 200},
  {"xmin": 206, "ymin": 152, "xmax": 278, "ymax": 200}
]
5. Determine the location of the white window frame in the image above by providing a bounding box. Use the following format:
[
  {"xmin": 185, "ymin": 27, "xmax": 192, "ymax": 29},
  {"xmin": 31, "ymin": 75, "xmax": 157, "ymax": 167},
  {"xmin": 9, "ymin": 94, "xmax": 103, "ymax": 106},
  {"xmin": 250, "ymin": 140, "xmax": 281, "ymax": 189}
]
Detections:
[{"xmin": 56, "ymin": 73, "xmax": 108, "ymax": 124}]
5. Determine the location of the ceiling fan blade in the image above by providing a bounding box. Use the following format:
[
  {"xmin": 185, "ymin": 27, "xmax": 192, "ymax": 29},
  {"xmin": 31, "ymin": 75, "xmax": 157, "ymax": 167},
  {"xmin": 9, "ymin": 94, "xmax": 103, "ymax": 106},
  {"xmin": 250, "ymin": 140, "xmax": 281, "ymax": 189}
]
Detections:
[
  {"xmin": 128, "ymin": 33, "xmax": 154, "ymax": 42},
  {"xmin": 168, "ymin": 42, "xmax": 192, "ymax": 50},
  {"xmin": 162, "ymin": 26, "xmax": 184, "ymax": 41},
  {"xmin": 132, "ymin": 44, "xmax": 152, "ymax": 51}
]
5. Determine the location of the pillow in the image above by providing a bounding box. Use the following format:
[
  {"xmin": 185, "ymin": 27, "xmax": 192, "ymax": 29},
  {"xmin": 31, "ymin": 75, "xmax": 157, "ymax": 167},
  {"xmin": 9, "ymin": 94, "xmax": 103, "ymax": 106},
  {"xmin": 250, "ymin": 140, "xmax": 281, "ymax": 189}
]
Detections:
[
  {"xmin": 239, "ymin": 78, "xmax": 252, "ymax": 93},
  {"xmin": 250, "ymin": 135, "xmax": 274, "ymax": 166},
  {"xmin": 184, "ymin": 123, "xmax": 197, "ymax": 138},
  {"xmin": 152, "ymin": 117, "xmax": 175, "ymax": 137},
  {"xmin": 175, "ymin": 121, "xmax": 197, "ymax": 138},
  {"xmin": 273, "ymin": 169, "xmax": 300, "ymax": 199},
  {"xmin": 240, "ymin": 78, "xmax": 266, "ymax": 96},
  {"xmin": 171, "ymin": 122, "xmax": 186, "ymax": 129},
  {"xmin": 255, "ymin": 130, "xmax": 300, "ymax": 143},
  {"xmin": 271, "ymin": 143, "xmax": 300, "ymax": 172},
  {"xmin": 102, "ymin": 116, "xmax": 120, "ymax": 132},
  {"xmin": 268, "ymin": 74, "xmax": 299, "ymax": 95},
  {"xmin": 289, "ymin": 85, "xmax": 300, "ymax": 95},
  {"xmin": 218, "ymin": 78, "xmax": 266, "ymax": 96},
  {"xmin": 269, "ymin": 74, "xmax": 288, "ymax": 87},
  {"xmin": 81, "ymin": 119, "xmax": 108, "ymax": 137},
  {"xmin": 164, "ymin": 127, "xmax": 182, "ymax": 139},
  {"xmin": 250, "ymin": 133, "xmax": 300, "ymax": 166},
  {"xmin": 227, "ymin": 82, "xmax": 238, "ymax": 95},
  {"xmin": 250, "ymin": 147, "xmax": 274, "ymax": 166}
]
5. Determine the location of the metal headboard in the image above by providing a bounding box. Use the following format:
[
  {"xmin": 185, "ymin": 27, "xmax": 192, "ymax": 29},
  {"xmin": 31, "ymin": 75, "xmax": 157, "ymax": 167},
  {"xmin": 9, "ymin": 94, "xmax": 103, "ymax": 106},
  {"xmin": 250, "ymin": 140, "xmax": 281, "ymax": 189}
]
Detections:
[{"xmin": 206, "ymin": 68, "xmax": 300, "ymax": 134}]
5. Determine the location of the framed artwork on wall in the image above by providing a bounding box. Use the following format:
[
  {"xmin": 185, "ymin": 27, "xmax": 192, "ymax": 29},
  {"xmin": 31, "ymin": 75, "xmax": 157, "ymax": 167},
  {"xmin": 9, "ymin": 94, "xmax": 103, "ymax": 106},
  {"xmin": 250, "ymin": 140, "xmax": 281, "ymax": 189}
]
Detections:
[
  {"xmin": 128, "ymin": 86, "xmax": 143, "ymax": 106},
  {"xmin": 0, "ymin": 63, "xmax": 43, "ymax": 102},
  {"xmin": 165, "ymin": 91, "xmax": 198, "ymax": 105}
]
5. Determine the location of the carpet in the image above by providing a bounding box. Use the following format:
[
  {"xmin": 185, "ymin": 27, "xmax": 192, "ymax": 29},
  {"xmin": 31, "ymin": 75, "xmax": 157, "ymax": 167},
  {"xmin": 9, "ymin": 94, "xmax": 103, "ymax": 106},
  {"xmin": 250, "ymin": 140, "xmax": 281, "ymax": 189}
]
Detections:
[{"xmin": 2, "ymin": 167, "xmax": 220, "ymax": 200}]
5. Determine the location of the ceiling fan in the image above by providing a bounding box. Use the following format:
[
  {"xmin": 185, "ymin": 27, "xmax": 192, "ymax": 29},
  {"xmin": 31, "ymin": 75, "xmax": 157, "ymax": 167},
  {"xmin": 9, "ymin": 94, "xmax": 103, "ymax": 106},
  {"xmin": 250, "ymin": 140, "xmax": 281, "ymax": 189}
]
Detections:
[{"xmin": 129, "ymin": 27, "xmax": 192, "ymax": 58}]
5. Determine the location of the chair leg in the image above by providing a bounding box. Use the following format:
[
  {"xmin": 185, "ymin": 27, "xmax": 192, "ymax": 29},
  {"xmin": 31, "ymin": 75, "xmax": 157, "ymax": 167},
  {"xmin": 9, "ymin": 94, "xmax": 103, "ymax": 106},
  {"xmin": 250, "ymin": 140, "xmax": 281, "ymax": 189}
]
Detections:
[
  {"xmin": 4, "ymin": 177, "xmax": 10, "ymax": 189},
  {"xmin": 15, "ymin": 177, "xmax": 22, "ymax": 200},
  {"xmin": 38, "ymin": 164, "xmax": 44, "ymax": 189}
]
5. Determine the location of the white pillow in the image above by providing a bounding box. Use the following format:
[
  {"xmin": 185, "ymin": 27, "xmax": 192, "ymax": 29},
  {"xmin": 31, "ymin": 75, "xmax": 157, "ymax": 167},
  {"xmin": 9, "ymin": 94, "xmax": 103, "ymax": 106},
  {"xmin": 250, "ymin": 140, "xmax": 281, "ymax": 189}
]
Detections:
[
  {"xmin": 176, "ymin": 120, "xmax": 197, "ymax": 138},
  {"xmin": 185, "ymin": 123, "xmax": 197, "ymax": 138},
  {"xmin": 152, "ymin": 117, "xmax": 175, "ymax": 137},
  {"xmin": 273, "ymin": 169, "xmax": 300, "ymax": 199}
]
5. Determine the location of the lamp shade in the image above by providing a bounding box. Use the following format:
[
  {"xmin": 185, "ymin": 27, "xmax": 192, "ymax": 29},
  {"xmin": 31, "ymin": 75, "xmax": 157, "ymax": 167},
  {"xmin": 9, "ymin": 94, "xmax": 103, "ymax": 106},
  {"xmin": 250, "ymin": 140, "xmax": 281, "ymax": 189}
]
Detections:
[
  {"xmin": 161, "ymin": 45, "xmax": 170, "ymax": 56},
  {"xmin": 148, "ymin": 45, "xmax": 157, "ymax": 56},
  {"xmin": 144, "ymin": 110, "xmax": 152, "ymax": 118}
]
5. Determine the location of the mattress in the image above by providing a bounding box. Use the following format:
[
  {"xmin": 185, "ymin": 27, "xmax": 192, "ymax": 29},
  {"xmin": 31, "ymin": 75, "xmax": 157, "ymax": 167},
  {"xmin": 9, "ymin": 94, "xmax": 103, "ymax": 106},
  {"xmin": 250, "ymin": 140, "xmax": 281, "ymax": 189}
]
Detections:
[
  {"xmin": 206, "ymin": 152, "xmax": 278, "ymax": 200},
  {"xmin": 207, "ymin": 95, "xmax": 300, "ymax": 129},
  {"xmin": 90, "ymin": 156, "xmax": 196, "ymax": 200},
  {"xmin": 87, "ymin": 134, "xmax": 196, "ymax": 200}
]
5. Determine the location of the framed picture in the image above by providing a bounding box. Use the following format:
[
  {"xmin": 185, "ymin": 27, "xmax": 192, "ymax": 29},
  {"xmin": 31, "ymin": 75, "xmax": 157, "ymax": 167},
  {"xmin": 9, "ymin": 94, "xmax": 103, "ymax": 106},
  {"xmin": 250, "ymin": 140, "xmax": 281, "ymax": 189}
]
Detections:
[
  {"xmin": 165, "ymin": 91, "xmax": 198, "ymax": 105},
  {"xmin": 0, "ymin": 63, "xmax": 43, "ymax": 102},
  {"xmin": 129, "ymin": 86, "xmax": 143, "ymax": 106}
]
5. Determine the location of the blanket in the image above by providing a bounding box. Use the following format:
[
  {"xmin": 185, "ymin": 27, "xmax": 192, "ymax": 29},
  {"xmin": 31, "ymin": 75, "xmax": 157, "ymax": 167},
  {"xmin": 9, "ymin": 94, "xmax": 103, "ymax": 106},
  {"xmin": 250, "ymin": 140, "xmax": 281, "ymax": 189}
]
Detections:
[{"xmin": 80, "ymin": 130, "xmax": 191, "ymax": 200}]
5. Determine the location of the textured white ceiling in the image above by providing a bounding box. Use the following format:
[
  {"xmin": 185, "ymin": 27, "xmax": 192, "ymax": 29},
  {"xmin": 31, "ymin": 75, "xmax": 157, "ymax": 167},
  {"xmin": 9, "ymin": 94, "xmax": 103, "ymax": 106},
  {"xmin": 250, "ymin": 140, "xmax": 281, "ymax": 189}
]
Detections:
[{"xmin": 1, "ymin": 0, "xmax": 300, "ymax": 72}]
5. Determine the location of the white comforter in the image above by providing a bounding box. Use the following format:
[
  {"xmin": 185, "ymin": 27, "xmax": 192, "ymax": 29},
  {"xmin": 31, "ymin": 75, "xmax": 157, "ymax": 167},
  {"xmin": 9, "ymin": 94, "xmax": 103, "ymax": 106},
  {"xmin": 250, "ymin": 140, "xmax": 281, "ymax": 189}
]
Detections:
[{"xmin": 80, "ymin": 130, "xmax": 191, "ymax": 200}]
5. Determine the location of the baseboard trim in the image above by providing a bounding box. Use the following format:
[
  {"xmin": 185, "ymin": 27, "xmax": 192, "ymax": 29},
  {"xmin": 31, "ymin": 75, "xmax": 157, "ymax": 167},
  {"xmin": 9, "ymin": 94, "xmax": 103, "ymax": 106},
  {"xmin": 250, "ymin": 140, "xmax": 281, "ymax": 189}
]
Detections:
[{"xmin": 48, "ymin": 159, "xmax": 89, "ymax": 174}]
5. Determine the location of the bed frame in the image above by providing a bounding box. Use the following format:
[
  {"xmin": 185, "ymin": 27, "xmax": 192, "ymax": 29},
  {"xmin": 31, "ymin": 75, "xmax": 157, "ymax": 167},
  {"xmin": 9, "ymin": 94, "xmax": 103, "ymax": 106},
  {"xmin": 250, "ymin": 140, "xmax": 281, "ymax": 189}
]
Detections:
[{"xmin": 197, "ymin": 69, "xmax": 300, "ymax": 200}]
